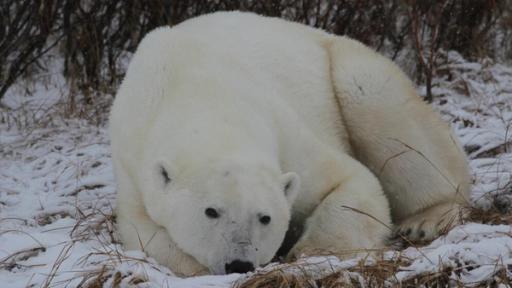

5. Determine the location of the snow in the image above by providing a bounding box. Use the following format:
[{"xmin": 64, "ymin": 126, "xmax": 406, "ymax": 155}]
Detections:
[
  {"xmin": 1, "ymin": 51, "xmax": 512, "ymax": 287},
  {"xmin": 394, "ymin": 223, "xmax": 512, "ymax": 284}
]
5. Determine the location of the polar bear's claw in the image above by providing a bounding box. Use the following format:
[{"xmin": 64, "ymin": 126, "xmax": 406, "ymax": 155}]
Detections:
[{"xmin": 393, "ymin": 202, "xmax": 465, "ymax": 244}]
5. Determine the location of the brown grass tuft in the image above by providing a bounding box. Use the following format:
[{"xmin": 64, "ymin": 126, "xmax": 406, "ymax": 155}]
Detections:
[
  {"xmin": 237, "ymin": 268, "xmax": 314, "ymax": 288},
  {"xmin": 467, "ymin": 205, "xmax": 512, "ymax": 226},
  {"xmin": 237, "ymin": 255, "xmax": 410, "ymax": 288}
]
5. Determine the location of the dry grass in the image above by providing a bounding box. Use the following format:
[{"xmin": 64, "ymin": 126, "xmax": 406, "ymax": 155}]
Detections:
[
  {"xmin": 468, "ymin": 204, "xmax": 512, "ymax": 226},
  {"xmin": 73, "ymin": 246, "xmax": 178, "ymax": 288},
  {"xmin": 56, "ymin": 205, "xmax": 162, "ymax": 288},
  {"xmin": 237, "ymin": 256, "xmax": 409, "ymax": 288},
  {"xmin": 237, "ymin": 253, "xmax": 511, "ymax": 288}
]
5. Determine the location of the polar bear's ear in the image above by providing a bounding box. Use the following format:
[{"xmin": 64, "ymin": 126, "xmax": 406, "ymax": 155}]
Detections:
[{"xmin": 281, "ymin": 172, "xmax": 300, "ymax": 204}]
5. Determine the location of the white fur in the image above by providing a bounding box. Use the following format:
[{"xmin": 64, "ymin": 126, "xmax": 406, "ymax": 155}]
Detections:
[{"xmin": 110, "ymin": 11, "xmax": 469, "ymax": 276}]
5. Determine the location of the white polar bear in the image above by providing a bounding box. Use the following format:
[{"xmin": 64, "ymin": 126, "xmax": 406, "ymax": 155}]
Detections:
[{"xmin": 110, "ymin": 12, "xmax": 470, "ymax": 276}]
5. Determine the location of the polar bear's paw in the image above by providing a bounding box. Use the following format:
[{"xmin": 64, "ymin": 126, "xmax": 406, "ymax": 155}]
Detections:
[{"xmin": 393, "ymin": 202, "xmax": 466, "ymax": 244}]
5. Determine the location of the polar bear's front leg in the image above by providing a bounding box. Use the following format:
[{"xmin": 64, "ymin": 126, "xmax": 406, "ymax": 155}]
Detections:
[
  {"xmin": 117, "ymin": 210, "xmax": 208, "ymax": 276},
  {"xmin": 114, "ymin": 161, "xmax": 207, "ymax": 276},
  {"xmin": 288, "ymin": 153, "xmax": 392, "ymax": 260}
]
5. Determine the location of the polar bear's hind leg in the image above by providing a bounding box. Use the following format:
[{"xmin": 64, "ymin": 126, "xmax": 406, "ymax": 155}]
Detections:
[{"xmin": 326, "ymin": 36, "xmax": 470, "ymax": 242}]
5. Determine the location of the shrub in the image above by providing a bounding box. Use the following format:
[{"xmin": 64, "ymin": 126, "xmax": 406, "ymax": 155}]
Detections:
[{"xmin": 0, "ymin": 0, "xmax": 510, "ymax": 103}]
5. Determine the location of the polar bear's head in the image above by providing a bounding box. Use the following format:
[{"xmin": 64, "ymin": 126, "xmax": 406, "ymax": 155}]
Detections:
[{"xmin": 142, "ymin": 157, "xmax": 300, "ymax": 274}]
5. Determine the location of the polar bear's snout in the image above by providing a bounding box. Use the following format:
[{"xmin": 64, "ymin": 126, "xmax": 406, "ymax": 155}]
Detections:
[{"xmin": 209, "ymin": 231, "xmax": 259, "ymax": 274}]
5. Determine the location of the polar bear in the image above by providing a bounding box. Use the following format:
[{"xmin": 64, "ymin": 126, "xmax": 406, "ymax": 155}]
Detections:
[{"xmin": 110, "ymin": 12, "xmax": 470, "ymax": 276}]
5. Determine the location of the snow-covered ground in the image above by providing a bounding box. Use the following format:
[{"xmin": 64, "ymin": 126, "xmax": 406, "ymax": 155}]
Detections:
[{"xmin": 1, "ymin": 51, "xmax": 512, "ymax": 287}]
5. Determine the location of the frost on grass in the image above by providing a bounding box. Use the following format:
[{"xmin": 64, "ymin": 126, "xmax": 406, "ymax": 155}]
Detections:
[{"xmin": 1, "ymin": 51, "xmax": 512, "ymax": 287}]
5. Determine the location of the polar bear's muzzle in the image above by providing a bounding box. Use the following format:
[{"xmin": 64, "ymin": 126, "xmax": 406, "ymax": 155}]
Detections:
[{"xmin": 208, "ymin": 236, "xmax": 259, "ymax": 274}]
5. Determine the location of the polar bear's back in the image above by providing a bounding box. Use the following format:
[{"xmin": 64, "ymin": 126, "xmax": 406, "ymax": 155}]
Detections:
[{"xmin": 110, "ymin": 12, "xmax": 351, "ymax": 161}]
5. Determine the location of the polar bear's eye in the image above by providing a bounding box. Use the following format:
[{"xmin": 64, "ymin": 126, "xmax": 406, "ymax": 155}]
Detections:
[
  {"xmin": 205, "ymin": 207, "xmax": 220, "ymax": 219},
  {"xmin": 259, "ymin": 215, "xmax": 271, "ymax": 225},
  {"xmin": 160, "ymin": 166, "xmax": 171, "ymax": 185}
]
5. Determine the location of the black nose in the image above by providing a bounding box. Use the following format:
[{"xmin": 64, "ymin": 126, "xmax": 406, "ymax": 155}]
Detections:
[{"xmin": 225, "ymin": 260, "xmax": 255, "ymax": 274}]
